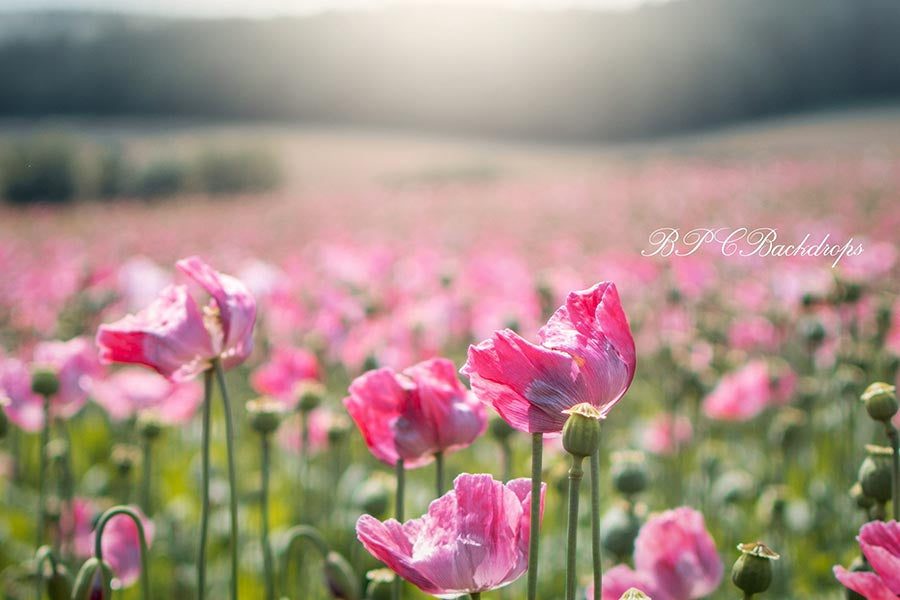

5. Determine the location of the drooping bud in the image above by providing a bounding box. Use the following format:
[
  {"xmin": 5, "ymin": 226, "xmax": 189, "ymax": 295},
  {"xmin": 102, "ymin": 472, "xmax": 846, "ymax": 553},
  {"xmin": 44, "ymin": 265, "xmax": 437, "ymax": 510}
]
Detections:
[
  {"xmin": 323, "ymin": 551, "xmax": 360, "ymax": 600},
  {"xmin": 731, "ymin": 542, "xmax": 779, "ymax": 596},
  {"xmin": 31, "ymin": 367, "xmax": 59, "ymax": 398},
  {"xmin": 858, "ymin": 445, "xmax": 893, "ymax": 504},
  {"xmin": 561, "ymin": 403, "xmax": 603, "ymax": 458},
  {"xmin": 298, "ymin": 381, "xmax": 325, "ymax": 413},
  {"xmin": 45, "ymin": 565, "xmax": 72, "ymax": 600},
  {"xmin": 619, "ymin": 589, "xmax": 652, "ymax": 600},
  {"xmin": 610, "ymin": 450, "xmax": 648, "ymax": 496},
  {"xmin": 861, "ymin": 382, "xmax": 898, "ymax": 423},
  {"xmin": 72, "ymin": 557, "xmax": 113, "ymax": 600},
  {"xmin": 246, "ymin": 398, "xmax": 287, "ymax": 435}
]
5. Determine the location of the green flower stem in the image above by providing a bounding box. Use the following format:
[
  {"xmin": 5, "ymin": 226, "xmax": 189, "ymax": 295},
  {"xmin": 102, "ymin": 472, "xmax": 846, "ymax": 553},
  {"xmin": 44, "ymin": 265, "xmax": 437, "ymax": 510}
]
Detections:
[
  {"xmin": 887, "ymin": 423, "xmax": 900, "ymax": 519},
  {"xmin": 280, "ymin": 525, "xmax": 329, "ymax": 595},
  {"xmin": 743, "ymin": 593, "xmax": 753, "ymax": 600},
  {"xmin": 34, "ymin": 545, "xmax": 57, "ymax": 600},
  {"xmin": 197, "ymin": 368, "xmax": 213, "ymax": 600},
  {"xmin": 435, "ymin": 451, "xmax": 445, "ymax": 497},
  {"xmin": 565, "ymin": 454, "xmax": 586, "ymax": 600},
  {"xmin": 590, "ymin": 449, "xmax": 602, "ymax": 600},
  {"xmin": 298, "ymin": 408, "xmax": 309, "ymax": 521},
  {"xmin": 470, "ymin": 593, "xmax": 482, "ymax": 600},
  {"xmin": 56, "ymin": 419, "xmax": 75, "ymax": 560},
  {"xmin": 500, "ymin": 439, "xmax": 512, "ymax": 483},
  {"xmin": 36, "ymin": 394, "xmax": 50, "ymax": 548},
  {"xmin": 213, "ymin": 359, "xmax": 240, "ymax": 600},
  {"xmin": 94, "ymin": 506, "xmax": 151, "ymax": 600},
  {"xmin": 260, "ymin": 433, "xmax": 275, "ymax": 600},
  {"xmin": 394, "ymin": 458, "xmax": 405, "ymax": 600},
  {"xmin": 141, "ymin": 435, "xmax": 153, "ymax": 515},
  {"xmin": 527, "ymin": 433, "xmax": 543, "ymax": 600}
]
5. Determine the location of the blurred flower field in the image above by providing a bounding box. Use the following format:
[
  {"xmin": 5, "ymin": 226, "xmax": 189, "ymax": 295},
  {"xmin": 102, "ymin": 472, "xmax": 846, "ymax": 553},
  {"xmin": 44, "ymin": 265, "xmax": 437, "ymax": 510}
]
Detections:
[{"xmin": 1, "ymin": 111, "xmax": 900, "ymax": 599}]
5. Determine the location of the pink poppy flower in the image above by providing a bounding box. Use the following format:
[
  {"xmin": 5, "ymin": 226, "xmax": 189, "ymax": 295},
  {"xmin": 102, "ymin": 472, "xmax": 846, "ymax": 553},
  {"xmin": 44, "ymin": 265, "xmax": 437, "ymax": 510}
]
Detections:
[
  {"xmin": 95, "ymin": 506, "xmax": 155, "ymax": 589},
  {"xmin": 251, "ymin": 346, "xmax": 321, "ymax": 407},
  {"xmin": 92, "ymin": 368, "xmax": 202, "ymax": 424},
  {"xmin": 356, "ymin": 473, "xmax": 545, "ymax": 598},
  {"xmin": 344, "ymin": 357, "xmax": 487, "ymax": 468},
  {"xmin": 834, "ymin": 520, "xmax": 900, "ymax": 600},
  {"xmin": 641, "ymin": 414, "xmax": 693, "ymax": 456},
  {"xmin": 96, "ymin": 256, "xmax": 256, "ymax": 382},
  {"xmin": 59, "ymin": 497, "xmax": 96, "ymax": 559},
  {"xmin": 702, "ymin": 361, "xmax": 795, "ymax": 422},
  {"xmin": 631, "ymin": 507, "xmax": 722, "ymax": 600},
  {"xmin": 461, "ymin": 282, "xmax": 635, "ymax": 434},
  {"xmin": 276, "ymin": 409, "xmax": 332, "ymax": 455},
  {"xmin": 0, "ymin": 358, "xmax": 44, "ymax": 432}
]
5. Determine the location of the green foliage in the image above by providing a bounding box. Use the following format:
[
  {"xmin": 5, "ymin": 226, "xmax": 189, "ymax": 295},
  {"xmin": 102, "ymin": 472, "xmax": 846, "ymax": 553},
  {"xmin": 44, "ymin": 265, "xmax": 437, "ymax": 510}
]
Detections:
[
  {"xmin": 196, "ymin": 149, "xmax": 281, "ymax": 195},
  {"xmin": 131, "ymin": 159, "xmax": 189, "ymax": 199},
  {"xmin": 0, "ymin": 134, "xmax": 78, "ymax": 204}
]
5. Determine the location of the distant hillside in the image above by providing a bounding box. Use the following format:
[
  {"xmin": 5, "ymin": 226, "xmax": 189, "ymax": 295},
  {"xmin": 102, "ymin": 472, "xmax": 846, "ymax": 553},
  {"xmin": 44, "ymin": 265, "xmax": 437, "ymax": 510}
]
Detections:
[{"xmin": 1, "ymin": 0, "xmax": 899, "ymax": 140}]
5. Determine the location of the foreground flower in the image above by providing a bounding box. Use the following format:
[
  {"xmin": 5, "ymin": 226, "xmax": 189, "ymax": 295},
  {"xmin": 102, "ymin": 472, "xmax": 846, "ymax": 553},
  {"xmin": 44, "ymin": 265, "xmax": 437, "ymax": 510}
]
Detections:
[
  {"xmin": 834, "ymin": 520, "xmax": 900, "ymax": 599},
  {"xmin": 601, "ymin": 507, "xmax": 722, "ymax": 600},
  {"xmin": 356, "ymin": 473, "xmax": 545, "ymax": 598},
  {"xmin": 344, "ymin": 357, "xmax": 487, "ymax": 468},
  {"xmin": 96, "ymin": 256, "xmax": 256, "ymax": 382},
  {"xmin": 461, "ymin": 282, "xmax": 635, "ymax": 434},
  {"xmin": 92, "ymin": 368, "xmax": 202, "ymax": 424},
  {"xmin": 94, "ymin": 506, "xmax": 155, "ymax": 589}
]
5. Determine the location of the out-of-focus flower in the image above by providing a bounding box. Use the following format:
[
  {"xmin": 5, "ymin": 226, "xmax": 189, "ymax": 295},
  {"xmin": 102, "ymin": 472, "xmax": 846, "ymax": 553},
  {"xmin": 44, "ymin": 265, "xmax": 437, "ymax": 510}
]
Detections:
[
  {"xmin": 96, "ymin": 256, "xmax": 256, "ymax": 382},
  {"xmin": 834, "ymin": 520, "xmax": 900, "ymax": 599},
  {"xmin": 95, "ymin": 506, "xmax": 154, "ymax": 589},
  {"xmin": 593, "ymin": 566, "xmax": 661, "ymax": 600},
  {"xmin": 344, "ymin": 357, "xmax": 487, "ymax": 468},
  {"xmin": 116, "ymin": 256, "xmax": 171, "ymax": 312},
  {"xmin": 0, "ymin": 338, "xmax": 102, "ymax": 431},
  {"xmin": 92, "ymin": 368, "xmax": 202, "ymax": 424},
  {"xmin": 702, "ymin": 361, "xmax": 795, "ymax": 422},
  {"xmin": 727, "ymin": 316, "xmax": 779, "ymax": 352},
  {"xmin": 251, "ymin": 346, "xmax": 320, "ymax": 407},
  {"xmin": 356, "ymin": 473, "xmax": 545, "ymax": 598},
  {"xmin": 461, "ymin": 282, "xmax": 635, "ymax": 434},
  {"xmin": 59, "ymin": 497, "xmax": 97, "ymax": 559},
  {"xmin": 641, "ymin": 414, "xmax": 693, "ymax": 456}
]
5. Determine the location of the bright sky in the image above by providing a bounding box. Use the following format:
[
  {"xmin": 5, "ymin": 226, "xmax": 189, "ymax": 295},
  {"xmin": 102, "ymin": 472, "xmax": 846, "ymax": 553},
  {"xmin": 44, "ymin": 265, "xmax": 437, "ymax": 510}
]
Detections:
[{"xmin": 0, "ymin": 0, "xmax": 662, "ymax": 17}]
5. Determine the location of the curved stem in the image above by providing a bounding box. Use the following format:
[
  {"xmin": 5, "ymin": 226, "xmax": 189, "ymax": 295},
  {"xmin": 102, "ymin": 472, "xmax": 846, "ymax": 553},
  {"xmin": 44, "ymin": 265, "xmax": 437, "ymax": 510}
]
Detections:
[
  {"xmin": 94, "ymin": 506, "xmax": 151, "ymax": 600},
  {"xmin": 36, "ymin": 395, "xmax": 50, "ymax": 548},
  {"xmin": 565, "ymin": 454, "xmax": 585, "ymax": 600},
  {"xmin": 213, "ymin": 359, "xmax": 240, "ymax": 600},
  {"xmin": 141, "ymin": 435, "xmax": 153, "ymax": 515},
  {"xmin": 34, "ymin": 545, "xmax": 58, "ymax": 600},
  {"xmin": 260, "ymin": 434, "xmax": 275, "ymax": 600},
  {"xmin": 590, "ymin": 449, "xmax": 602, "ymax": 600},
  {"xmin": 197, "ymin": 368, "xmax": 213, "ymax": 600},
  {"xmin": 394, "ymin": 458, "xmax": 405, "ymax": 600},
  {"xmin": 887, "ymin": 424, "xmax": 899, "ymax": 519},
  {"xmin": 280, "ymin": 525, "xmax": 329, "ymax": 596},
  {"xmin": 527, "ymin": 433, "xmax": 543, "ymax": 600},
  {"xmin": 435, "ymin": 451, "xmax": 445, "ymax": 497}
]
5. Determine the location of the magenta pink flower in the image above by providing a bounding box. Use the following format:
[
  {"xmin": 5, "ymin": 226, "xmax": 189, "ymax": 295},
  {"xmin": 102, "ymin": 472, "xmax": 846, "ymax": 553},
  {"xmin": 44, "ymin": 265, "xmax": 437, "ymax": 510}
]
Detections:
[
  {"xmin": 835, "ymin": 520, "xmax": 900, "ymax": 599},
  {"xmin": 461, "ymin": 282, "xmax": 635, "ymax": 434},
  {"xmin": 96, "ymin": 256, "xmax": 256, "ymax": 382},
  {"xmin": 95, "ymin": 506, "xmax": 154, "ymax": 589},
  {"xmin": 344, "ymin": 357, "xmax": 487, "ymax": 468},
  {"xmin": 92, "ymin": 368, "xmax": 202, "ymax": 424},
  {"xmin": 357, "ymin": 473, "xmax": 545, "ymax": 598},
  {"xmin": 251, "ymin": 345, "xmax": 321, "ymax": 407},
  {"xmin": 59, "ymin": 497, "xmax": 96, "ymax": 559},
  {"xmin": 701, "ymin": 361, "xmax": 795, "ymax": 422}
]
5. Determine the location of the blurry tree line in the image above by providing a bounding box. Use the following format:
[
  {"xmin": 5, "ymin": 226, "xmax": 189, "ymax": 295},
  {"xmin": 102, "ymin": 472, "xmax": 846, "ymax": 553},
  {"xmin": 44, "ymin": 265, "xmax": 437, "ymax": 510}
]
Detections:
[{"xmin": 0, "ymin": 0, "xmax": 898, "ymax": 140}]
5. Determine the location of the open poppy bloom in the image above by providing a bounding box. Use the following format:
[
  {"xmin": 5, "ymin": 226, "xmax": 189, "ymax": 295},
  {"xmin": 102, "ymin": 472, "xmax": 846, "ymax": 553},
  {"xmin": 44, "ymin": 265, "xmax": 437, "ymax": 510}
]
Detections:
[
  {"xmin": 344, "ymin": 357, "xmax": 487, "ymax": 468},
  {"xmin": 461, "ymin": 281, "xmax": 635, "ymax": 434},
  {"xmin": 356, "ymin": 473, "xmax": 545, "ymax": 598},
  {"xmin": 835, "ymin": 520, "xmax": 900, "ymax": 600},
  {"xmin": 96, "ymin": 256, "xmax": 256, "ymax": 382}
]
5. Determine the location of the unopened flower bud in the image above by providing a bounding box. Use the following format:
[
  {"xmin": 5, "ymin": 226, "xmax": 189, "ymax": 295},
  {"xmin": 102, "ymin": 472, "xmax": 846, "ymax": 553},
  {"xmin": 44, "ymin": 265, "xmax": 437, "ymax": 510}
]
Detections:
[
  {"xmin": 561, "ymin": 403, "xmax": 603, "ymax": 458},
  {"xmin": 31, "ymin": 368, "xmax": 59, "ymax": 398},
  {"xmin": 610, "ymin": 451, "xmax": 648, "ymax": 496},
  {"xmin": 858, "ymin": 445, "xmax": 893, "ymax": 503},
  {"xmin": 861, "ymin": 382, "xmax": 898, "ymax": 423},
  {"xmin": 323, "ymin": 551, "xmax": 360, "ymax": 600},
  {"xmin": 72, "ymin": 557, "xmax": 113, "ymax": 600},
  {"xmin": 246, "ymin": 398, "xmax": 287, "ymax": 435},
  {"xmin": 732, "ymin": 542, "xmax": 779, "ymax": 596},
  {"xmin": 298, "ymin": 381, "xmax": 325, "ymax": 413},
  {"xmin": 46, "ymin": 565, "xmax": 72, "ymax": 600}
]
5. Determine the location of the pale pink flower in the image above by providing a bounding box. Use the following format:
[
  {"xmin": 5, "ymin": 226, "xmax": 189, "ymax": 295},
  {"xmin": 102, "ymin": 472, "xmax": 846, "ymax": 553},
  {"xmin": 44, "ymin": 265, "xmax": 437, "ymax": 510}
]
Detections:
[{"xmin": 92, "ymin": 368, "xmax": 202, "ymax": 424}]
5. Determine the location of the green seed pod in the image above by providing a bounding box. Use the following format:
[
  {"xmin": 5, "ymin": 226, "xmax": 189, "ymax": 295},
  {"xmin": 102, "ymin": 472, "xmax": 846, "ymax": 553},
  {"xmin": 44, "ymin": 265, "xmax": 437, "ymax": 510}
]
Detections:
[
  {"xmin": 72, "ymin": 557, "xmax": 114, "ymax": 600},
  {"xmin": 365, "ymin": 569, "xmax": 394, "ymax": 600},
  {"xmin": 610, "ymin": 451, "xmax": 648, "ymax": 496},
  {"xmin": 246, "ymin": 398, "xmax": 286, "ymax": 435},
  {"xmin": 299, "ymin": 382, "xmax": 326, "ymax": 413},
  {"xmin": 323, "ymin": 551, "xmax": 361, "ymax": 600},
  {"xmin": 561, "ymin": 403, "xmax": 603, "ymax": 458},
  {"xmin": 600, "ymin": 504, "xmax": 641, "ymax": 559},
  {"xmin": 489, "ymin": 417, "xmax": 515, "ymax": 444},
  {"xmin": 731, "ymin": 542, "xmax": 779, "ymax": 596},
  {"xmin": 355, "ymin": 477, "xmax": 390, "ymax": 519},
  {"xmin": 859, "ymin": 445, "xmax": 893, "ymax": 504},
  {"xmin": 111, "ymin": 444, "xmax": 140, "ymax": 478},
  {"xmin": 45, "ymin": 565, "xmax": 72, "ymax": 600},
  {"xmin": 850, "ymin": 482, "xmax": 875, "ymax": 510},
  {"xmin": 31, "ymin": 368, "xmax": 59, "ymax": 398},
  {"xmin": 137, "ymin": 414, "xmax": 164, "ymax": 441},
  {"xmin": 844, "ymin": 556, "xmax": 868, "ymax": 600},
  {"xmin": 861, "ymin": 382, "xmax": 898, "ymax": 423},
  {"xmin": 327, "ymin": 416, "xmax": 352, "ymax": 445},
  {"xmin": 619, "ymin": 589, "xmax": 651, "ymax": 600}
]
